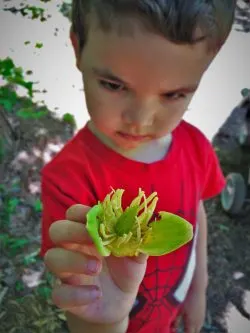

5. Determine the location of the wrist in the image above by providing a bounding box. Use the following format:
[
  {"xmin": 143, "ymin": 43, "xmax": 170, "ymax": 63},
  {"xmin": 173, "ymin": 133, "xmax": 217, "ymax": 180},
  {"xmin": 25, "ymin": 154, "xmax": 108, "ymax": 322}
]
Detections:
[{"xmin": 66, "ymin": 313, "xmax": 129, "ymax": 333}]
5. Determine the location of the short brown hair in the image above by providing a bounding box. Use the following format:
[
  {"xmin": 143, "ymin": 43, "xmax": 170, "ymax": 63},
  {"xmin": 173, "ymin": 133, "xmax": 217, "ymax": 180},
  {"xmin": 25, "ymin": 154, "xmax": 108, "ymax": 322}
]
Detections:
[{"xmin": 71, "ymin": 0, "xmax": 236, "ymax": 52}]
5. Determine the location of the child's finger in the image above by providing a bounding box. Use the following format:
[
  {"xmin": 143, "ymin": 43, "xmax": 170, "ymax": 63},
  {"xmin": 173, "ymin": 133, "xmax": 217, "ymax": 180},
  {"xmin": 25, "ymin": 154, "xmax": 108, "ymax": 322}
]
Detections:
[
  {"xmin": 52, "ymin": 283, "xmax": 102, "ymax": 308},
  {"xmin": 49, "ymin": 220, "xmax": 92, "ymax": 245},
  {"xmin": 44, "ymin": 248, "xmax": 102, "ymax": 278},
  {"xmin": 66, "ymin": 204, "xmax": 90, "ymax": 222}
]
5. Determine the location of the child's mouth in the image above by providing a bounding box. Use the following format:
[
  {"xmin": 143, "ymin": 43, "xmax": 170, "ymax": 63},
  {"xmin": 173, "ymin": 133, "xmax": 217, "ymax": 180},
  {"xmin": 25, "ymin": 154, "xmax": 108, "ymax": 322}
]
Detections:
[{"xmin": 117, "ymin": 132, "xmax": 150, "ymax": 142}]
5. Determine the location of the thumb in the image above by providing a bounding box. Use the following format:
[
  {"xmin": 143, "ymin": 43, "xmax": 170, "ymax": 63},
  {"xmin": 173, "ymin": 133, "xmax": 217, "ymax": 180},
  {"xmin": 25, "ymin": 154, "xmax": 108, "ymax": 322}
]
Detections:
[{"xmin": 106, "ymin": 255, "xmax": 148, "ymax": 293}]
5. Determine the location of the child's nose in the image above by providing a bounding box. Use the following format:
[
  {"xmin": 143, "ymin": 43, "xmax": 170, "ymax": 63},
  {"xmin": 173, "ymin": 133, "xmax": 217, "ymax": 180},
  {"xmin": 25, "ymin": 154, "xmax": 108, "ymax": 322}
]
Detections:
[{"xmin": 122, "ymin": 100, "xmax": 156, "ymax": 128}]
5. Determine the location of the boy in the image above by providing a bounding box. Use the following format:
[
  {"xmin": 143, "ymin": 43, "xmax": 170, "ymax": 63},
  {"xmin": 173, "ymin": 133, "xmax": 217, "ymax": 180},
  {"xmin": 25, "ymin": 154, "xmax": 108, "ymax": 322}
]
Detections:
[{"xmin": 41, "ymin": 1, "xmax": 236, "ymax": 332}]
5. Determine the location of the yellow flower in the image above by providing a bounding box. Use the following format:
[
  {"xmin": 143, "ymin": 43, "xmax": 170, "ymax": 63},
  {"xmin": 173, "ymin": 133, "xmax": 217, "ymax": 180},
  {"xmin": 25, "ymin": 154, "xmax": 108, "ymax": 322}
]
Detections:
[{"xmin": 86, "ymin": 188, "xmax": 193, "ymax": 257}]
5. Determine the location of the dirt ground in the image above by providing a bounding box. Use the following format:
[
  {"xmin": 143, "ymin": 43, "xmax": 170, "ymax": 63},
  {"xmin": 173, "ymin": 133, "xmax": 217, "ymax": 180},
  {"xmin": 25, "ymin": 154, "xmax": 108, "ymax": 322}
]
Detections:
[
  {"xmin": 0, "ymin": 87, "xmax": 250, "ymax": 333},
  {"xmin": 0, "ymin": 91, "xmax": 72, "ymax": 333}
]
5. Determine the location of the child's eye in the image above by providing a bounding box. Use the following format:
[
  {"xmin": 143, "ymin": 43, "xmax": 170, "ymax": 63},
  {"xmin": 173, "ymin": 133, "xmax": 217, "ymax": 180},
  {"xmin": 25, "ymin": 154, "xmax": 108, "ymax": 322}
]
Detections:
[
  {"xmin": 99, "ymin": 80, "xmax": 125, "ymax": 92},
  {"xmin": 162, "ymin": 92, "xmax": 186, "ymax": 101}
]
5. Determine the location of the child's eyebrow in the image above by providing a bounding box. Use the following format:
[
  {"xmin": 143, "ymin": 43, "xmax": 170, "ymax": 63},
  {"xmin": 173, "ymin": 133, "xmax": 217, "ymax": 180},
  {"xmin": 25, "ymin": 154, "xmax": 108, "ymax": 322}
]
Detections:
[
  {"xmin": 92, "ymin": 67, "xmax": 198, "ymax": 93},
  {"xmin": 162, "ymin": 84, "xmax": 199, "ymax": 94},
  {"xmin": 92, "ymin": 67, "xmax": 126, "ymax": 84}
]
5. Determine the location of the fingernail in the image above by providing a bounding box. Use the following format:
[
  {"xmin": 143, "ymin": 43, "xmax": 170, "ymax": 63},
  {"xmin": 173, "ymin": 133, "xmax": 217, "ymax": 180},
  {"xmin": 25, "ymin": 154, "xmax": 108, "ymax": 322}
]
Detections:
[{"xmin": 86, "ymin": 260, "xmax": 99, "ymax": 273}]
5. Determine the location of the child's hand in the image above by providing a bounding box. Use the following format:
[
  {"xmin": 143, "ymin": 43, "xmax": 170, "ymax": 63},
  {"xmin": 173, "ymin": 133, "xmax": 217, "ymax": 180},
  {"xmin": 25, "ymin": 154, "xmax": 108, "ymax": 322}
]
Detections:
[
  {"xmin": 44, "ymin": 204, "xmax": 148, "ymax": 325},
  {"xmin": 174, "ymin": 285, "xmax": 206, "ymax": 333}
]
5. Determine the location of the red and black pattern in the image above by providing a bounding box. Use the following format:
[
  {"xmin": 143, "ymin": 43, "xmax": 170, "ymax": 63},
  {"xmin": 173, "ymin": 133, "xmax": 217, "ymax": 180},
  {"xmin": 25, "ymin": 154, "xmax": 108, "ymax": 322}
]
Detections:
[{"xmin": 127, "ymin": 183, "xmax": 197, "ymax": 333}]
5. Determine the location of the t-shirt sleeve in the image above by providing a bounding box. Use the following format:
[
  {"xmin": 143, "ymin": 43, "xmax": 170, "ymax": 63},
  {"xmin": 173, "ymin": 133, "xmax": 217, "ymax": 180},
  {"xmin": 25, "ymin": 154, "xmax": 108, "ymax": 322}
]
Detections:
[
  {"xmin": 40, "ymin": 172, "xmax": 95, "ymax": 257},
  {"xmin": 201, "ymin": 142, "xmax": 226, "ymax": 200},
  {"xmin": 40, "ymin": 175, "xmax": 75, "ymax": 256}
]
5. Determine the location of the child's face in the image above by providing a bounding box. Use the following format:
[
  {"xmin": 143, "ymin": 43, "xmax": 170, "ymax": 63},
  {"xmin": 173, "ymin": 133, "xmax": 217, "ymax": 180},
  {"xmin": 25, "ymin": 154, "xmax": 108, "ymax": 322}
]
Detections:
[{"xmin": 72, "ymin": 22, "xmax": 215, "ymax": 150}]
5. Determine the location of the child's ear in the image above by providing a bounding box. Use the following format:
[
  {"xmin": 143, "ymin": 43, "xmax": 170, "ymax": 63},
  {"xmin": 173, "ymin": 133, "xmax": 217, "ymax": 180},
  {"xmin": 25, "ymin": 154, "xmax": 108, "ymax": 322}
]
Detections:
[{"xmin": 69, "ymin": 26, "xmax": 81, "ymax": 71}]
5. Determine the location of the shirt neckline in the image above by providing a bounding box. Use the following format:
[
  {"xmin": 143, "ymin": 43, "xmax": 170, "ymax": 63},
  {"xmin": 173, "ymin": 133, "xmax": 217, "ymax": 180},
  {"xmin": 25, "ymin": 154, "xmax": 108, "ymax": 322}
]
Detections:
[{"xmin": 80, "ymin": 122, "xmax": 183, "ymax": 172}]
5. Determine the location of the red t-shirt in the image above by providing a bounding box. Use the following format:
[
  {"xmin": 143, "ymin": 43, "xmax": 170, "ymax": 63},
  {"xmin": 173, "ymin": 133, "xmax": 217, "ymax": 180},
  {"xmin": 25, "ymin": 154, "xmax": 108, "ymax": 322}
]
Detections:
[{"xmin": 40, "ymin": 120, "xmax": 225, "ymax": 333}]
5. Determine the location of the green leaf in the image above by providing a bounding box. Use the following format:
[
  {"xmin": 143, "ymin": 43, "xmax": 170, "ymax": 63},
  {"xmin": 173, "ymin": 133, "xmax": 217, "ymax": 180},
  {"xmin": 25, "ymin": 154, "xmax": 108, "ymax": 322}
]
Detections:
[
  {"xmin": 114, "ymin": 205, "xmax": 138, "ymax": 236},
  {"xmin": 15, "ymin": 67, "xmax": 23, "ymax": 79},
  {"xmin": 62, "ymin": 113, "xmax": 76, "ymax": 127},
  {"xmin": 0, "ymin": 98, "xmax": 13, "ymax": 111},
  {"xmin": 15, "ymin": 280, "xmax": 25, "ymax": 292},
  {"xmin": 0, "ymin": 58, "xmax": 15, "ymax": 77},
  {"xmin": 8, "ymin": 197, "xmax": 19, "ymax": 212},
  {"xmin": 9, "ymin": 238, "xmax": 29, "ymax": 250},
  {"xmin": 0, "ymin": 233, "xmax": 10, "ymax": 246},
  {"xmin": 57, "ymin": 312, "xmax": 67, "ymax": 321},
  {"xmin": 0, "ymin": 184, "xmax": 5, "ymax": 192},
  {"xmin": 35, "ymin": 42, "xmax": 43, "ymax": 49},
  {"xmin": 139, "ymin": 212, "xmax": 193, "ymax": 256},
  {"xmin": 34, "ymin": 199, "xmax": 43, "ymax": 212},
  {"xmin": 0, "ymin": 86, "xmax": 18, "ymax": 110},
  {"xmin": 17, "ymin": 107, "xmax": 47, "ymax": 119},
  {"xmin": 44, "ymin": 271, "xmax": 55, "ymax": 286},
  {"xmin": 0, "ymin": 58, "xmax": 34, "ymax": 97},
  {"xmin": 86, "ymin": 204, "xmax": 111, "ymax": 256},
  {"xmin": 241, "ymin": 88, "xmax": 249, "ymax": 97},
  {"xmin": 23, "ymin": 249, "xmax": 39, "ymax": 265},
  {"xmin": 218, "ymin": 224, "xmax": 229, "ymax": 232},
  {"xmin": 36, "ymin": 286, "xmax": 51, "ymax": 299}
]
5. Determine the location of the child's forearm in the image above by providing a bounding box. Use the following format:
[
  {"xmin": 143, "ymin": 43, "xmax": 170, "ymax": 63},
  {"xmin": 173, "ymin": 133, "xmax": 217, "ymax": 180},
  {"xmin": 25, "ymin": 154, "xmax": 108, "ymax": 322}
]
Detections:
[
  {"xmin": 191, "ymin": 201, "xmax": 208, "ymax": 290},
  {"xmin": 66, "ymin": 312, "xmax": 129, "ymax": 333}
]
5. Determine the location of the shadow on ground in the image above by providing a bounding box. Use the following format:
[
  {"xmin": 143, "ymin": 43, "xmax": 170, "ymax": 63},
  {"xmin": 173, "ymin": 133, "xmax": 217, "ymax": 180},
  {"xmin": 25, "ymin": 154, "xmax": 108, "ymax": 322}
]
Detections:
[{"xmin": 0, "ymin": 85, "xmax": 73, "ymax": 333}]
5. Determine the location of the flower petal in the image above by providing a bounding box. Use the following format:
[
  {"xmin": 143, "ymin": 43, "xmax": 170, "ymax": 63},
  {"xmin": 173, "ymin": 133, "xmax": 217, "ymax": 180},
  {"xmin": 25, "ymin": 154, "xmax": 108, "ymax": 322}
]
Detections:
[
  {"xmin": 108, "ymin": 237, "xmax": 142, "ymax": 257},
  {"xmin": 139, "ymin": 212, "xmax": 193, "ymax": 256},
  {"xmin": 86, "ymin": 204, "xmax": 111, "ymax": 256},
  {"xmin": 114, "ymin": 205, "xmax": 139, "ymax": 236},
  {"xmin": 110, "ymin": 188, "xmax": 124, "ymax": 217}
]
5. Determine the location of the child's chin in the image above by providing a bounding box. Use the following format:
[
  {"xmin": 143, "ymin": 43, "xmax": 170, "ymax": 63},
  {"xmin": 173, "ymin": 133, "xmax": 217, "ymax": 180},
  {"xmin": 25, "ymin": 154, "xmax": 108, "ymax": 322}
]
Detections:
[{"xmin": 115, "ymin": 140, "xmax": 144, "ymax": 151}]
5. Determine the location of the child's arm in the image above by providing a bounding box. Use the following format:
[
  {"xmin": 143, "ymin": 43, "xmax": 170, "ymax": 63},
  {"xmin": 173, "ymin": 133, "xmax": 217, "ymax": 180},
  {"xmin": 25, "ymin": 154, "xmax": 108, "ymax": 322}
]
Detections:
[
  {"xmin": 191, "ymin": 200, "xmax": 208, "ymax": 289},
  {"xmin": 174, "ymin": 201, "xmax": 208, "ymax": 332}
]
